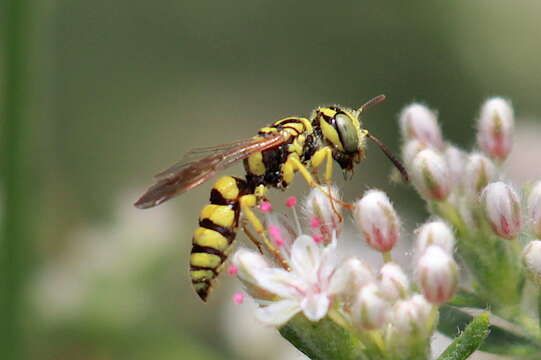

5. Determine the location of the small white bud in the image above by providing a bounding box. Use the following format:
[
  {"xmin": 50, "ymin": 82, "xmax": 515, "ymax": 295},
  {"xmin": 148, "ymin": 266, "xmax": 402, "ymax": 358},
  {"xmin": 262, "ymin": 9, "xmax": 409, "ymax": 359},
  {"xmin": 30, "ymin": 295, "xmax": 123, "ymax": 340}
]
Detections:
[
  {"xmin": 527, "ymin": 181, "xmax": 541, "ymax": 238},
  {"xmin": 402, "ymin": 139, "xmax": 427, "ymax": 169},
  {"xmin": 354, "ymin": 190, "xmax": 400, "ymax": 253},
  {"xmin": 464, "ymin": 152, "xmax": 497, "ymax": 196},
  {"xmin": 353, "ymin": 283, "xmax": 390, "ymax": 330},
  {"xmin": 303, "ymin": 185, "xmax": 343, "ymax": 244},
  {"xmin": 481, "ymin": 182, "xmax": 522, "ymax": 240},
  {"xmin": 522, "ymin": 240, "xmax": 541, "ymax": 285},
  {"xmin": 417, "ymin": 245, "xmax": 458, "ymax": 304},
  {"xmin": 411, "ymin": 149, "xmax": 451, "ymax": 201},
  {"xmin": 379, "ymin": 262, "xmax": 410, "ymax": 302},
  {"xmin": 477, "ymin": 97, "xmax": 514, "ymax": 161},
  {"xmin": 399, "ymin": 103, "xmax": 443, "ymax": 150},
  {"xmin": 390, "ymin": 294, "xmax": 433, "ymax": 335},
  {"xmin": 444, "ymin": 146, "xmax": 467, "ymax": 188},
  {"xmin": 415, "ymin": 220, "xmax": 455, "ymax": 255},
  {"xmin": 334, "ymin": 258, "xmax": 376, "ymax": 304}
]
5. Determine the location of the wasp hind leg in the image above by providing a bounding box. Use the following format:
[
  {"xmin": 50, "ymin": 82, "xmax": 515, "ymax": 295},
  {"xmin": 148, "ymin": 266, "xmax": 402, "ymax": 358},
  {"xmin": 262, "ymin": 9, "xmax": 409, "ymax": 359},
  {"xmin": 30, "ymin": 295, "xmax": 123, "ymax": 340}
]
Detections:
[{"xmin": 239, "ymin": 193, "xmax": 290, "ymax": 270}]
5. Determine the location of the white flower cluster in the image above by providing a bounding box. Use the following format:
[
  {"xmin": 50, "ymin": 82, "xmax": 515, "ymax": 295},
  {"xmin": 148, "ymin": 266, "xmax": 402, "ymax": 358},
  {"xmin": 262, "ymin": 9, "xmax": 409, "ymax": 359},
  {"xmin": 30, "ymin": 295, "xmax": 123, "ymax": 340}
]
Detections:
[
  {"xmin": 399, "ymin": 98, "xmax": 541, "ymax": 296},
  {"xmin": 230, "ymin": 185, "xmax": 458, "ymax": 353}
]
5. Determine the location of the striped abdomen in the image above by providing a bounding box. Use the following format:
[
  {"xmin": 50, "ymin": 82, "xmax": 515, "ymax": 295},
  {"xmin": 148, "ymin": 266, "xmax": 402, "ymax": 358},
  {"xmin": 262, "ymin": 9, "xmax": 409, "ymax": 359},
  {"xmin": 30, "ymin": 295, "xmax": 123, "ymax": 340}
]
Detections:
[{"xmin": 190, "ymin": 176, "xmax": 250, "ymax": 301}]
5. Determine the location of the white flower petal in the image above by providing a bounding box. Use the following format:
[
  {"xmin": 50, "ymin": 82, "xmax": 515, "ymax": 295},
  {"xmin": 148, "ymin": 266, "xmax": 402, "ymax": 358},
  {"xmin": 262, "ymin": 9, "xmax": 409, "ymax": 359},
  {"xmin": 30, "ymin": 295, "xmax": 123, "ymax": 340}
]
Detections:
[
  {"xmin": 301, "ymin": 293, "xmax": 330, "ymax": 321},
  {"xmin": 255, "ymin": 299, "xmax": 301, "ymax": 326},
  {"xmin": 290, "ymin": 235, "xmax": 322, "ymax": 283},
  {"xmin": 255, "ymin": 268, "xmax": 305, "ymax": 299}
]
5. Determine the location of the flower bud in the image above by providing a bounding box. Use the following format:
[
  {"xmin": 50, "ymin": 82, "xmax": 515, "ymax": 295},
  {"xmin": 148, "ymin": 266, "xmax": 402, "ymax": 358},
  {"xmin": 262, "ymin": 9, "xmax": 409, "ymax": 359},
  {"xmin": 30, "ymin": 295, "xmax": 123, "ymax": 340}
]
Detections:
[
  {"xmin": 390, "ymin": 294, "xmax": 433, "ymax": 335},
  {"xmin": 477, "ymin": 97, "xmax": 514, "ymax": 161},
  {"xmin": 399, "ymin": 103, "xmax": 443, "ymax": 150},
  {"xmin": 415, "ymin": 220, "xmax": 455, "ymax": 255},
  {"xmin": 411, "ymin": 149, "xmax": 451, "ymax": 201},
  {"xmin": 527, "ymin": 181, "xmax": 541, "ymax": 238},
  {"xmin": 464, "ymin": 152, "xmax": 497, "ymax": 196},
  {"xmin": 444, "ymin": 146, "xmax": 467, "ymax": 187},
  {"xmin": 353, "ymin": 283, "xmax": 390, "ymax": 330},
  {"xmin": 379, "ymin": 262, "xmax": 410, "ymax": 302},
  {"xmin": 402, "ymin": 139, "xmax": 427, "ymax": 169},
  {"xmin": 417, "ymin": 245, "xmax": 458, "ymax": 304},
  {"xmin": 354, "ymin": 190, "xmax": 400, "ymax": 253},
  {"xmin": 522, "ymin": 240, "xmax": 541, "ymax": 285},
  {"xmin": 481, "ymin": 182, "xmax": 522, "ymax": 240},
  {"xmin": 303, "ymin": 185, "xmax": 342, "ymax": 244},
  {"xmin": 334, "ymin": 258, "xmax": 376, "ymax": 304}
]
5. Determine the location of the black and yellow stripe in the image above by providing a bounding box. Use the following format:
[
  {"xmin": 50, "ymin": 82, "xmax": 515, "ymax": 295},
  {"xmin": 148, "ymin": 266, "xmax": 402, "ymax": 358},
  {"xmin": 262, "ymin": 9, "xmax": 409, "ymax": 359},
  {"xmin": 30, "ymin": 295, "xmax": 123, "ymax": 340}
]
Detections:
[{"xmin": 190, "ymin": 176, "xmax": 250, "ymax": 301}]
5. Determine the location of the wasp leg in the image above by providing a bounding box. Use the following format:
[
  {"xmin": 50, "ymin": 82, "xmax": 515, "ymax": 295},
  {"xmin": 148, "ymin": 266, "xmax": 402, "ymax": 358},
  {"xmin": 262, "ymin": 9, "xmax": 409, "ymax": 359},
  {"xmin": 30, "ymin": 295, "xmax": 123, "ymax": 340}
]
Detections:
[
  {"xmin": 239, "ymin": 194, "xmax": 290, "ymax": 270},
  {"xmin": 241, "ymin": 219, "xmax": 263, "ymax": 254},
  {"xmin": 288, "ymin": 152, "xmax": 353, "ymax": 213}
]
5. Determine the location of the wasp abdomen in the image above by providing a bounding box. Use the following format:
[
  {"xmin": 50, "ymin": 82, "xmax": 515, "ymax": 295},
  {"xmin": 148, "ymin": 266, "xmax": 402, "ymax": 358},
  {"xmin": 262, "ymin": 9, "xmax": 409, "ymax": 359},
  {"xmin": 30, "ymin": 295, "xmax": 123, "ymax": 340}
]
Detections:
[{"xmin": 190, "ymin": 176, "xmax": 249, "ymax": 301}]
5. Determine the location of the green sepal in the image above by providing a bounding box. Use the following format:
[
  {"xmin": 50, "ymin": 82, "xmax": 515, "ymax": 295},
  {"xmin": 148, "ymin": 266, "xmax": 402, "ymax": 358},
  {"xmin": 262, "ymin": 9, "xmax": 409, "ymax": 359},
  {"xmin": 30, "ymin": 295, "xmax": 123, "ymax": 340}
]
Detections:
[
  {"xmin": 446, "ymin": 289, "xmax": 489, "ymax": 309},
  {"xmin": 437, "ymin": 312, "xmax": 490, "ymax": 360},
  {"xmin": 438, "ymin": 305, "xmax": 541, "ymax": 355},
  {"xmin": 279, "ymin": 314, "xmax": 368, "ymax": 360}
]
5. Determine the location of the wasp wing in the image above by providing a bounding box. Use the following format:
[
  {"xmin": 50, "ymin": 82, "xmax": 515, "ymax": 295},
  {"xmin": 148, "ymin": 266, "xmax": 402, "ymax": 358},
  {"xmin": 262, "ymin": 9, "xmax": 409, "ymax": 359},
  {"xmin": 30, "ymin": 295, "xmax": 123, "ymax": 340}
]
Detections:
[{"xmin": 134, "ymin": 134, "xmax": 286, "ymax": 209}]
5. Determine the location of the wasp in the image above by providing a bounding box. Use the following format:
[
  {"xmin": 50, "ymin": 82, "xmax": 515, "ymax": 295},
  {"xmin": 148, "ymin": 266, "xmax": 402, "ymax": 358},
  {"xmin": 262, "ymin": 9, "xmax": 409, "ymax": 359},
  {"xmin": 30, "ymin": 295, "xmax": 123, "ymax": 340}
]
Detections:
[{"xmin": 135, "ymin": 95, "xmax": 408, "ymax": 301}]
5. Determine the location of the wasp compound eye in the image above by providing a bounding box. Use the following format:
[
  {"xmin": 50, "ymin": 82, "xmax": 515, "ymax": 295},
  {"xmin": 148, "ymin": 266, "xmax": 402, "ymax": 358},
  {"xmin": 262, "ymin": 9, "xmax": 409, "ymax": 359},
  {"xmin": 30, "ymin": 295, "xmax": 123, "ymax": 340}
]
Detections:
[{"xmin": 335, "ymin": 113, "xmax": 359, "ymax": 153}]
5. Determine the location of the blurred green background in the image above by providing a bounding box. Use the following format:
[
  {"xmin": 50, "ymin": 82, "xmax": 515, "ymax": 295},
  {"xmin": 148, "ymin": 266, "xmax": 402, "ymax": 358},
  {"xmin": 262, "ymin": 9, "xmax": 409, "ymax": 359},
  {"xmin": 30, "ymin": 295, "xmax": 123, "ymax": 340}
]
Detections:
[{"xmin": 2, "ymin": 1, "xmax": 541, "ymax": 359}]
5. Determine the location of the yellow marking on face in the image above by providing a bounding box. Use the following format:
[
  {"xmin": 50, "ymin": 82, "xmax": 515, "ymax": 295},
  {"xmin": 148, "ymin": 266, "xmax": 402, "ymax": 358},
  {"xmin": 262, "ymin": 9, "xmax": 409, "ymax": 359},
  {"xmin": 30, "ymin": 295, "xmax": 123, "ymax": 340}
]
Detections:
[
  {"xmin": 320, "ymin": 119, "xmax": 345, "ymax": 151},
  {"xmin": 200, "ymin": 204, "xmax": 235, "ymax": 228},
  {"xmin": 191, "ymin": 269, "xmax": 214, "ymax": 281},
  {"xmin": 214, "ymin": 176, "xmax": 239, "ymax": 200},
  {"xmin": 320, "ymin": 107, "xmax": 337, "ymax": 118},
  {"xmin": 247, "ymin": 152, "xmax": 266, "ymax": 176},
  {"xmin": 190, "ymin": 252, "xmax": 222, "ymax": 268},
  {"xmin": 193, "ymin": 227, "xmax": 229, "ymax": 251}
]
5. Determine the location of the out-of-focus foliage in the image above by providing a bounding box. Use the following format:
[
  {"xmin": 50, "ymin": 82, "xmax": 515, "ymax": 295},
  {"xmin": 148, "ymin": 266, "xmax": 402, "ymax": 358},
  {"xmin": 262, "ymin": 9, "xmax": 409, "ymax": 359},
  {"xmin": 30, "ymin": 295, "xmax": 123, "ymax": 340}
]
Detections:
[{"xmin": 2, "ymin": 1, "xmax": 541, "ymax": 359}]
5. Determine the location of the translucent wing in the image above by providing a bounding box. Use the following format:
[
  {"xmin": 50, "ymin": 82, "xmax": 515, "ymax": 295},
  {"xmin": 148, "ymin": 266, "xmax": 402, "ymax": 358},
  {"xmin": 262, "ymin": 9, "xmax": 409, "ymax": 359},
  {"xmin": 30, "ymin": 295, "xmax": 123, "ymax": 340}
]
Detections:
[{"xmin": 134, "ymin": 134, "xmax": 286, "ymax": 209}]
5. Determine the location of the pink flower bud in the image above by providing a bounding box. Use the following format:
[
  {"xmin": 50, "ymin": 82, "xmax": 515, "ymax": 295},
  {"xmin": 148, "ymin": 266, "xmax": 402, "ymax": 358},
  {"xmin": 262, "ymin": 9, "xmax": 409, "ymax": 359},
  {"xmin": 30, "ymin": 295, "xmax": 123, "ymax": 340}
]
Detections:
[
  {"xmin": 415, "ymin": 220, "xmax": 455, "ymax": 255},
  {"xmin": 303, "ymin": 185, "xmax": 342, "ymax": 244},
  {"xmin": 334, "ymin": 258, "xmax": 376, "ymax": 304},
  {"xmin": 411, "ymin": 149, "xmax": 451, "ymax": 201},
  {"xmin": 390, "ymin": 294, "xmax": 433, "ymax": 335},
  {"xmin": 527, "ymin": 181, "xmax": 541, "ymax": 238},
  {"xmin": 464, "ymin": 153, "xmax": 497, "ymax": 196},
  {"xmin": 379, "ymin": 262, "xmax": 410, "ymax": 302},
  {"xmin": 477, "ymin": 97, "xmax": 514, "ymax": 161},
  {"xmin": 417, "ymin": 245, "xmax": 458, "ymax": 304},
  {"xmin": 354, "ymin": 190, "xmax": 400, "ymax": 253},
  {"xmin": 399, "ymin": 103, "xmax": 444, "ymax": 150},
  {"xmin": 481, "ymin": 182, "xmax": 522, "ymax": 240},
  {"xmin": 522, "ymin": 240, "xmax": 541, "ymax": 285},
  {"xmin": 444, "ymin": 146, "xmax": 467, "ymax": 187},
  {"xmin": 401, "ymin": 139, "xmax": 427, "ymax": 169},
  {"xmin": 354, "ymin": 283, "xmax": 390, "ymax": 330}
]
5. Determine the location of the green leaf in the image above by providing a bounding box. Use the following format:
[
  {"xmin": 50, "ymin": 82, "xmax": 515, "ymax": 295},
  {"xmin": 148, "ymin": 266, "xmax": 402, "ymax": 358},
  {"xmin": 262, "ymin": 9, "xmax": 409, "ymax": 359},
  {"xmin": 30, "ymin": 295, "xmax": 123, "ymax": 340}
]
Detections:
[
  {"xmin": 279, "ymin": 314, "xmax": 368, "ymax": 360},
  {"xmin": 438, "ymin": 305, "xmax": 541, "ymax": 355},
  {"xmin": 437, "ymin": 312, "xmax": 490, "ymax": 360}
]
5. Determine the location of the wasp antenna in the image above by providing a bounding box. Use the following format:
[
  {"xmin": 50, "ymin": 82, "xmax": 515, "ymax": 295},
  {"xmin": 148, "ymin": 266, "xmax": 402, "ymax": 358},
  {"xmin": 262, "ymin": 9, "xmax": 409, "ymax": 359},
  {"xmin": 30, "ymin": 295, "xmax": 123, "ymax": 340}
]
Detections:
[
  {"xmin": 366, "ymin": 132, "xmax": 409, "ymax": 182},
  {"xmin": 358, "ymin": 94, "xmax": 386, "ymax": 113}
]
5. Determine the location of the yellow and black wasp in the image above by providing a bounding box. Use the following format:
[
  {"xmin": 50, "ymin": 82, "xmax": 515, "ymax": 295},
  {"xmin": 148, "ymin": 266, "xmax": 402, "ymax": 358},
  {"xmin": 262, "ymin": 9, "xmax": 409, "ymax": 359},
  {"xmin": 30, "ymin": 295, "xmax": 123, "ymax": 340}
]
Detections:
[{"xmin": 135, "ymin": 95, "xmax": 407, "ymax": 301}]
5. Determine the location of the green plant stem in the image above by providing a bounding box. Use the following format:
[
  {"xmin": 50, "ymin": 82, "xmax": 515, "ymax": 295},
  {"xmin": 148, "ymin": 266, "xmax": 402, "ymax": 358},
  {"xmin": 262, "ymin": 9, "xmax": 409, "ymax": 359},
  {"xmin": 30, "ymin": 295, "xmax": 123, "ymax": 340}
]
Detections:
[{"xmin": 1, "ymin": 1, "xmax": 32, "ymax": 359}]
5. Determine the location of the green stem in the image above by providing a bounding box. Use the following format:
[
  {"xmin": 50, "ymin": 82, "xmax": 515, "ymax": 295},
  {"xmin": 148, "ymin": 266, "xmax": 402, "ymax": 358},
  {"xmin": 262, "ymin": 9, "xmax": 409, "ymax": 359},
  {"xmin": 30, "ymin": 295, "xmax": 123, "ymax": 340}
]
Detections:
[{"xmin": 1, "ymin": 1, "xmax": 32, "ymax": 359}]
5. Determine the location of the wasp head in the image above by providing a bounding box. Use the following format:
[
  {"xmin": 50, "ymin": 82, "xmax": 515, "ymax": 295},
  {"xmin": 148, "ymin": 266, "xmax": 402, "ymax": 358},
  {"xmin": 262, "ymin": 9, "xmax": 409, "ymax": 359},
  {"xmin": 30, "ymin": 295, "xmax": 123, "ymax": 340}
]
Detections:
[{"xmin": 313, "ymin": 105, "xmax": 367, "ymax": 176}]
